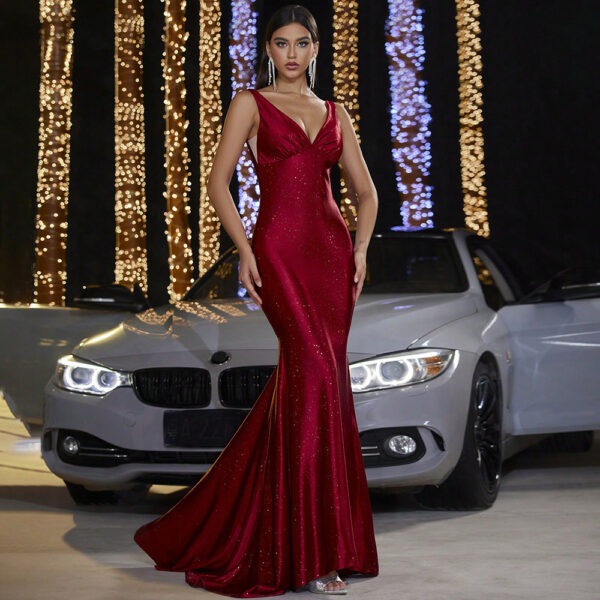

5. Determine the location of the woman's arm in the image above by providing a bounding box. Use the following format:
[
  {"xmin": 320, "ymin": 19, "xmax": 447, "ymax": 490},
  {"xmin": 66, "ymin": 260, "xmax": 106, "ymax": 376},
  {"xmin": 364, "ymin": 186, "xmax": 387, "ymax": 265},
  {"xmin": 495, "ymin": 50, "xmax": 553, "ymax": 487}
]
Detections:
[
  {"xmin": 207, "ymin": 91, "xmax": 263, "ymax": 305},
  {"xmin": 335, "ymin": 103, "xmax": 378, "ymax": 298}
]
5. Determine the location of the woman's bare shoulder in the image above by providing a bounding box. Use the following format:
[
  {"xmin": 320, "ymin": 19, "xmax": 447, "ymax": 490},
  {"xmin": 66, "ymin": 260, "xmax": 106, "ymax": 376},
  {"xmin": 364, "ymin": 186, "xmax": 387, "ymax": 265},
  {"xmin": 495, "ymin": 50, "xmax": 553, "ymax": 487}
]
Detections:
[
  {"xmin": 333, "ymin": 101, "xmax": 353, "ymax": 129},
  {"xmin": 226, "ymin": 90, "xmax": 259, "ymax": 118},
  {"xmin": 231, "ymin": 89, "xmax": 258, "ymax": 104},
  {"xmin": 333, "ymin": 101, "xmax": 350, "ymax": 117}
]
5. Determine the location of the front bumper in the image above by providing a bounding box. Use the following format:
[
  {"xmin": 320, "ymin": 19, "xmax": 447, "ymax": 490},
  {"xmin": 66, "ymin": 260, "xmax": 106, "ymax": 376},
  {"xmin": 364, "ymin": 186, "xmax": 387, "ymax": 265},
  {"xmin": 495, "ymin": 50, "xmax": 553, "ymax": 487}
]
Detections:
[
  {"xmin": 41, "ymin": 350, "xmax": 477, "ymax": 491},
  {"xmin": 353, "ymin": 349, "xmax": 475, "ymax": 488}
]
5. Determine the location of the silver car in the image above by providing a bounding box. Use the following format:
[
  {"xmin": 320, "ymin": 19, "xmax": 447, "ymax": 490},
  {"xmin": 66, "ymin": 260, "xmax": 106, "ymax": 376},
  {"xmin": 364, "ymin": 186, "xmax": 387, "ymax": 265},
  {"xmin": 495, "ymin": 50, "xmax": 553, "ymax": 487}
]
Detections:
[{"xmin": 38, "ymin": 229, "xmax": 600, "ymax": 509}]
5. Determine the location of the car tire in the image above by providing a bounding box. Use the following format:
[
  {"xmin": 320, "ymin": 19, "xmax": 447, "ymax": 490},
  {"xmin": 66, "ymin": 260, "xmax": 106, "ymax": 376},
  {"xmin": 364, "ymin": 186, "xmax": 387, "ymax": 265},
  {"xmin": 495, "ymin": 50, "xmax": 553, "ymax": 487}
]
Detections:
[
  {"xmin": 64, "ymin": 481, "xmax": 150, "ymax": 506},
  {"xmin": 416, "ymin": 358, "xmax": 503, "ymax": 511}
]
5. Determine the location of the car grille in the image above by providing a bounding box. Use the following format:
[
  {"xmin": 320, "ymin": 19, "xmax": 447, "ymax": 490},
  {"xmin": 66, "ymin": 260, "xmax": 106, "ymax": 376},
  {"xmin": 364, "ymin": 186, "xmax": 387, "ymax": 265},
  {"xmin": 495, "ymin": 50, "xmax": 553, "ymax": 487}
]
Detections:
[
  {"xmin": 133, "ymin": 367, "xmax": 211, "ymax": 408},
  {"xmin": 219, "ymin": 366, "xmax": 276, "ymax": 408}
]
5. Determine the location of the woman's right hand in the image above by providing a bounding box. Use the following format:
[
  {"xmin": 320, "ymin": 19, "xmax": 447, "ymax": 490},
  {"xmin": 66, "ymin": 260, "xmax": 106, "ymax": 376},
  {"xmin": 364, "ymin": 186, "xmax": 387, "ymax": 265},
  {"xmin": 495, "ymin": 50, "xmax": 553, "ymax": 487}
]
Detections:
[{"xmin": 239, "ymin": 248, "xmax": 263, "ymax": 306}]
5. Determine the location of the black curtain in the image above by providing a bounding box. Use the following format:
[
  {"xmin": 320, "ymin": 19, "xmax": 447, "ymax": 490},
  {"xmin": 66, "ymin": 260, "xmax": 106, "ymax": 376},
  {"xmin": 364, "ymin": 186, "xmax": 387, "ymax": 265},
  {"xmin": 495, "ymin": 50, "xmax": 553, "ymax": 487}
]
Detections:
[
  {"xmin": 0, "ymin": 1, "xmax": 39, "ymax": 303},
  {"xmin": 2, "ymin": 1, "xmax": 599, "ymax": 303},
  {"xmin": 67, "ymin": 0, "xmax": 115, "ymax": 302},
  {"xmin": 421, "ymin": 0, "xmax": 464, "ymax": 228},
  {"xmin": 481, "ymin": 0, "xmax": 600, "ymax": 280}
]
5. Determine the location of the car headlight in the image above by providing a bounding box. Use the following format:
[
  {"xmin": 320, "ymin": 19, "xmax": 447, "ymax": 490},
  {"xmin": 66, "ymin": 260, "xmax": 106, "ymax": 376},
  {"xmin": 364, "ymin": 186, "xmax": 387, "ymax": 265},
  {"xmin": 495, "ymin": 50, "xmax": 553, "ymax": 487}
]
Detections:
[
  {"xmin": 350, "ymin": 349, "xmax": 454, "ymax": 393},
  {"xmin": 55, "ymin": 355, "xmax": 132, "ymax": 395}
]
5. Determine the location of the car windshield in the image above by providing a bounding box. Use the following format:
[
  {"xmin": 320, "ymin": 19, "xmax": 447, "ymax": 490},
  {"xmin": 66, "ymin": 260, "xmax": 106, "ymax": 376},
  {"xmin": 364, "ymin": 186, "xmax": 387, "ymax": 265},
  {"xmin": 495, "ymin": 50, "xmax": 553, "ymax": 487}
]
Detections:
[{"xmin": 186, "ymin": 235, "xmax": 467, "ymax": 301}]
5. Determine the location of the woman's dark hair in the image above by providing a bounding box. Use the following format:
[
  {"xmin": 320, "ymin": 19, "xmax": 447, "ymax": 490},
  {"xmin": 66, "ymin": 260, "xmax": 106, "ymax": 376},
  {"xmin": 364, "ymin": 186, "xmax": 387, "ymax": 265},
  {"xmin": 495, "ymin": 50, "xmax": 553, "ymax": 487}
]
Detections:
[{"xmin": 256, "ymin": 4, "xmax": 319, "ymax": 89}]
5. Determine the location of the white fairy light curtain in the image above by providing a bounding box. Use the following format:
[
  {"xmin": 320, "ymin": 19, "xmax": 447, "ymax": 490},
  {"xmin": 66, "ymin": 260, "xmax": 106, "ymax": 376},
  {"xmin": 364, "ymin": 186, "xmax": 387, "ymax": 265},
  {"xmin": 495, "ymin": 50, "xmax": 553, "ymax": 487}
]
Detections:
[
  {"xmin": 385, "ymin": 0, "xmax": 434, "ymax": 229},
  {"xmin": 229, "ymin": 0, "xmax": 260, "ymax": 242}
]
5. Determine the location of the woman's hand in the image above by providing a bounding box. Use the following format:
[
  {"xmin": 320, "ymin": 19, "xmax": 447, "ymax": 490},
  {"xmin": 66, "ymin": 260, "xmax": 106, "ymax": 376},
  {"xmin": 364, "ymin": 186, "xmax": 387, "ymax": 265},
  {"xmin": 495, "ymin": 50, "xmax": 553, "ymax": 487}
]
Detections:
[
  {"xmin": 353, "ymin": 249, "xmax": 367, "ymax": 298},
  {"xmin": 239, "ymin": 248, "xmax": 263, "ymax": 306}
]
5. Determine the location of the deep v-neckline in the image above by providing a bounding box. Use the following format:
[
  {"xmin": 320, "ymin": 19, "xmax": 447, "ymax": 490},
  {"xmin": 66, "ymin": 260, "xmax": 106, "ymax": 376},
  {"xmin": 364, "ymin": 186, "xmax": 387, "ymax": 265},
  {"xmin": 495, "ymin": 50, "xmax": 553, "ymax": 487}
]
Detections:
[{"xmin": 255, "ymin": 91, "xmax": 330, "ymax": 145}]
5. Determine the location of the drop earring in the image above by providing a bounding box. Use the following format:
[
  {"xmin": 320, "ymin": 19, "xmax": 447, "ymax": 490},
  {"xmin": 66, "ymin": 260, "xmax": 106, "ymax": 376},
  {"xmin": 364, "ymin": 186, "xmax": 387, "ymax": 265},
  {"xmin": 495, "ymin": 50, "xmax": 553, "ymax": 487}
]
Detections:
[
  {"xmin": 308, "ymin": 57, "xmax": 316, "ymax": 90},
  {"xmin": 268, "ymin": 56, "xmax": 276, "ymax": 90}
]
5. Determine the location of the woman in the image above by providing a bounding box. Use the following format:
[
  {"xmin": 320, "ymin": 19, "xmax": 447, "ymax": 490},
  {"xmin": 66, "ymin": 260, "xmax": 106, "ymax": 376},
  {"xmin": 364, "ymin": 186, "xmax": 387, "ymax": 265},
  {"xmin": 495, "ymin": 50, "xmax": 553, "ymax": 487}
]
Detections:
[{"xmin": 135, "ymin": 5, "xmax": 379, "ymax": 597}]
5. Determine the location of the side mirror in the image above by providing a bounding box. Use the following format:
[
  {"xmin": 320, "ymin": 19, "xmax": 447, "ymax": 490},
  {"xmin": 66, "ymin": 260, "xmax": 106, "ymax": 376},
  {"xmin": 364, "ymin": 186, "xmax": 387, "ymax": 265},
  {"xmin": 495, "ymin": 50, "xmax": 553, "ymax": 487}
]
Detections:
[{"xmin": 71, "ymin": 283, "xmax": 149, "ymax": 313}]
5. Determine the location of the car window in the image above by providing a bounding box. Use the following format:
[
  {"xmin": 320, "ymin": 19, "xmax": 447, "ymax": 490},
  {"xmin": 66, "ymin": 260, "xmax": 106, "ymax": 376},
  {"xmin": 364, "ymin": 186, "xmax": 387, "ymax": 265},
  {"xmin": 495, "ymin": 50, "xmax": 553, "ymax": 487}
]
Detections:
[
  {"xmin": 519, "ymin": 269, "xmax": 600, "ymax": 304},
  {"xmin": 362, "ymin": 237, "xmax": 467, "ymax": 294},
  {"xmin": 186, "ymin": 236, "xmax": 468, "ymax": 301},
  {"xmin": 467, "ymin": 238, "xmax": 519, "ymax": 309},
  {"xmin": 471, "ymin": 251, "xmax": 509, "ymax": 309},
  {"xmin": 554, "ymin": 271, "xmax": 600, "ymax": 300},
  {"xmin": 187, "ymin": 252, "xmax": 246, "ymax": 300}
]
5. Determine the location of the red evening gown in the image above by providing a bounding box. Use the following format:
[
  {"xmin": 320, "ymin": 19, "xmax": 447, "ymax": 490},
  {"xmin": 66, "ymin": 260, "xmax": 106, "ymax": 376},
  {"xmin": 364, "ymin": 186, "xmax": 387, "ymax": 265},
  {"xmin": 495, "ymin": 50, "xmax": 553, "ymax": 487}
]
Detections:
[{"xmin": 134, "ymin": 89, "xmax": 379, "ymax": 597}]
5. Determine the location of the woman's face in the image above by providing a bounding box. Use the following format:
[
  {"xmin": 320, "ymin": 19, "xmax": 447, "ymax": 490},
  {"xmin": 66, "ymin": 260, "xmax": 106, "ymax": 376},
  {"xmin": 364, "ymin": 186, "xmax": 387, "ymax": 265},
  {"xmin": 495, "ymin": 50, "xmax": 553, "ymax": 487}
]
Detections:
[{"xmin": 267, "ymin": 22, "xmax": 318, "ymax": 83}]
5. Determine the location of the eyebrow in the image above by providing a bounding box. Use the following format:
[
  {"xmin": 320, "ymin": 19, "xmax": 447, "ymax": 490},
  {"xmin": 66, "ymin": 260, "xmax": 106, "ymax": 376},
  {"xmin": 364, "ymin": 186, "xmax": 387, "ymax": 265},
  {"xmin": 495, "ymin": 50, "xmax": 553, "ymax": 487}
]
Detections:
[{"xmin": 272, "ymin": 36, "xmax": 311, "ymax": 42}]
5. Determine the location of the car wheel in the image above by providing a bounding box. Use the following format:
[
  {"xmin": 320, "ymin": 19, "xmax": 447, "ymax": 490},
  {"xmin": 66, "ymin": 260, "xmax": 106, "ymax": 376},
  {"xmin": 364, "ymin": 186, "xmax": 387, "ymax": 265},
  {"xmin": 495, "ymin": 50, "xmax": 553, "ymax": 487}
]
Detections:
[
  {"xmin": 64, "ymin": 481, "xmax": 150, "ymax": 506},
  {"xmin": 417, "ymin": 358, "xmax": 502, "ymax": 511}
]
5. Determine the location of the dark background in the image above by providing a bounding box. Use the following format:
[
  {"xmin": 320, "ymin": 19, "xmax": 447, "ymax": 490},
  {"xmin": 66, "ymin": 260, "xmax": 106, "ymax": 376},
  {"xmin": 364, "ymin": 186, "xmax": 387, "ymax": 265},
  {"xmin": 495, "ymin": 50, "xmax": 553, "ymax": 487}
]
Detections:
[{"xmin": 1, "ymin": 0, "xmax": 598, "ymax": 305}]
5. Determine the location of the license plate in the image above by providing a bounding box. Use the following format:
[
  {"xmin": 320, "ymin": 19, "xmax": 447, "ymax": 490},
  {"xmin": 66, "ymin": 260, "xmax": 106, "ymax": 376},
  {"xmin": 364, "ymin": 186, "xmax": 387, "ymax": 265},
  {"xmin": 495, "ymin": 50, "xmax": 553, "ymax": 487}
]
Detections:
[{"xmin": 163, "ymin": 409, "xmax": 248, "ymax": 447}]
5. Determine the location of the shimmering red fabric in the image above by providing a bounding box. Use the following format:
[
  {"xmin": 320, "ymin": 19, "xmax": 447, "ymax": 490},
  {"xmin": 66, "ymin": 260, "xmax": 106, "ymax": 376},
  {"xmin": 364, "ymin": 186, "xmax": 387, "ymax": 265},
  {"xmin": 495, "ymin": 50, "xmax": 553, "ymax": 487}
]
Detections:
[{"xmin": 134, "ymin": 89, "xmax": 379, "ymax": 597}]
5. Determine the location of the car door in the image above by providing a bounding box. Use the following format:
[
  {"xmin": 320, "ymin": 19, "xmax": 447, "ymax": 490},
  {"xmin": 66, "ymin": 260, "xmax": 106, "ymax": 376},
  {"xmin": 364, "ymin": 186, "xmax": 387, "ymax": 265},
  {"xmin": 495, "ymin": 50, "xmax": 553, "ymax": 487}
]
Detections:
[{"xmin": 498, "ymin": 279, "xmax": 600, "ymax": 435}]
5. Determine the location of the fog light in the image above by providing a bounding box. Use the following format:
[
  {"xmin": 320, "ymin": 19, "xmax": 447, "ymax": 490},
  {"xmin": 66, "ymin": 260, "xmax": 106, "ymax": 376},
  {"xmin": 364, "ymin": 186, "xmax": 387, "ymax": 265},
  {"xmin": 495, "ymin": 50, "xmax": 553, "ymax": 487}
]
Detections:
[
  {"xmin": 386, "ymin": 435, "xmax": 417, "ymax": 456},
  {"xmin": 62, "ymin": 436, "xmax": 80, "ymax": 455}
]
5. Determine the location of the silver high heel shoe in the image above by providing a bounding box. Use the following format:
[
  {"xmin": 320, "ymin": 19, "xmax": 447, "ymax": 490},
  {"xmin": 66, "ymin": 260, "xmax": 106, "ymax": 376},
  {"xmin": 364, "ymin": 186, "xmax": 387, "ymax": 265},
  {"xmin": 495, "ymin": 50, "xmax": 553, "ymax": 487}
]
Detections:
[{"xmin": 307, "ymin": 572, "xmax": 348, "ymax": 595}]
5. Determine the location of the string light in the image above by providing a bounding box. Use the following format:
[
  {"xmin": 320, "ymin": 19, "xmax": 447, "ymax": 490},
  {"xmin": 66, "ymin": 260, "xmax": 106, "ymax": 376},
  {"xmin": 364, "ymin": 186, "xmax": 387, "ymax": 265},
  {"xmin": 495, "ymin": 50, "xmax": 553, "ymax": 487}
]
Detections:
[
  {"xmin": 114, "ymin": 0, "xmax": 148, "ymax": 292},
  {"xmin": 229, "ymin": 0, "xmax": 259, "ymax": 239},
  {"xmin": 162, "ymin": 0, "xmax": 194, "ymax": 301},
  {"xmin": 332, "ymin": 0, "xmax": 360, "ymax": 230},
  {"xmin": 34, "ymin": 0, "xmax": 74, "ymax": 306},
  {"xmin": 385, "ymin": 0, "xmax": 433, "ymax": 228},
  {"xmin": 455, "ymin": 0, "xmax": 489, "ymax": 236},
  {"xmin": 198, "ymin": 0, "xmax": 223, "ymax": 275}
]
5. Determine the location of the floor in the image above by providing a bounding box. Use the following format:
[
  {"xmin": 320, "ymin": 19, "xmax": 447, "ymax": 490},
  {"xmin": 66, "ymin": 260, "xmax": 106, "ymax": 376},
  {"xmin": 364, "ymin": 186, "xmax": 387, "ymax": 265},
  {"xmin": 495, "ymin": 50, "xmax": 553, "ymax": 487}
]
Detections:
[{"xmin": 1, "ymin": 395, "xmax": 599, "ymax": 600}]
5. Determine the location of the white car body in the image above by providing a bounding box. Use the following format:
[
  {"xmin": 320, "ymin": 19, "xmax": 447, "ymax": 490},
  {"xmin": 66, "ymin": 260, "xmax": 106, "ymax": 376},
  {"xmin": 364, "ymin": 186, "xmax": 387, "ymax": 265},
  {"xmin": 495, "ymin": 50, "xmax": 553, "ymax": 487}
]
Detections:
[{"xmin": 2, "ymin": 229, "xmax": 599, "ymax": 509}]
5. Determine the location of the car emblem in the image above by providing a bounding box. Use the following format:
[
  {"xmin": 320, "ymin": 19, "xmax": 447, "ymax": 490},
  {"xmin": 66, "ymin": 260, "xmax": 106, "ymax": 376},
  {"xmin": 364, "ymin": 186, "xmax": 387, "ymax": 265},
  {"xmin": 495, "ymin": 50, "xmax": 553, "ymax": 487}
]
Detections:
[{"xmin": 211, "ymin": 350, "xmax": 231, "ymax": 364}]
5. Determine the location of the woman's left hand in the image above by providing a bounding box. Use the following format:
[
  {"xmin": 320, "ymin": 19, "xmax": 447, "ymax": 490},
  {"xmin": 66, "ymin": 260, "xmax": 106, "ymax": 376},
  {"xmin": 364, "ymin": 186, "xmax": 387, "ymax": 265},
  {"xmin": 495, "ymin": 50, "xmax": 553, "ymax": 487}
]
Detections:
[{"xmin": 353, "ymin": 250, "xmax": 367, "ymax": 297}]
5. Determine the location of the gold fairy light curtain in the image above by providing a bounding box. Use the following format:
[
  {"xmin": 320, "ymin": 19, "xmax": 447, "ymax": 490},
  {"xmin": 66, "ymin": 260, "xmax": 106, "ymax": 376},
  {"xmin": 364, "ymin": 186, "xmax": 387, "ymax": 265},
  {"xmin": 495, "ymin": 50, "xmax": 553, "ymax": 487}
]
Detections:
[
  {"xmin": 162, "ymin": 0, "xmax": 194, "ymax": 301},
  {"xmin": 114, "ymin": 0, "xmax": 148, "ymax": 292},
  {"xmin": 455, "ymin": 0, "xmax": 489, "ymax": 236},
  {"xmin": 34, "ymin": 0, "xmax": 74, "ymax": 306},
  {"xmin": 198, "ymin": 0, "xmax": 223, "ymax": 276},
  {"xmin": 332, "ymin": 0, "xmax": 360, "ymax": 230}
]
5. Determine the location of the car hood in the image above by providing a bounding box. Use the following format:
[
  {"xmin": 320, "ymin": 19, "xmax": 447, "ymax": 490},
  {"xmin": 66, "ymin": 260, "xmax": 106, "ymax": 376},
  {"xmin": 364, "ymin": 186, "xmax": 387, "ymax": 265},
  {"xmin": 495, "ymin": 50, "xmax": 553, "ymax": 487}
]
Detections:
[
  {"xmin": 349, "ymin": 292, "xmax": 476, "ymax": 353},
  {"xmin": 75, "ymin": 293, "xmax": 477, "ymax": 370}
]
